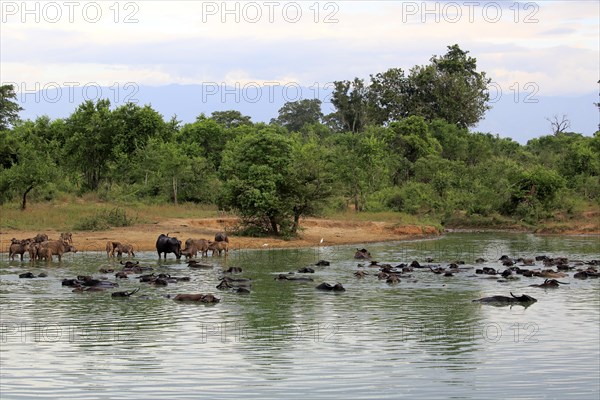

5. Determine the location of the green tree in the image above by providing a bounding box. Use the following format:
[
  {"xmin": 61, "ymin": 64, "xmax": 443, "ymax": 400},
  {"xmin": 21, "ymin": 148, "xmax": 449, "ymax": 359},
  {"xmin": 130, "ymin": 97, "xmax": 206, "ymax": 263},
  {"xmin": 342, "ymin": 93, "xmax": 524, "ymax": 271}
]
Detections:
[
  {"xmin": 63, "ymin": 100, "xmax": 115, "ymax": 191},
  {"xmin": 287, "ymin": 134, "xmax": 334, "ymax": 231},
  {"xmin": 271, "ymin": 99, "xmax": 324, "ymax": 133},
  {"xmin": 0, "ymin": 121, "xmax": 57, "ymax": 209},
  {"xmin": 219, "ymin": 127, "xmax": 294, "ymax": 234},
  {"xmin": 0, "ymin": 129, "xmax": 19, "ymax": 169},
  {"xmin": 111, "ymin": 103, "xmax": 167, "ymax": 156},
  {"xmin": 367, "ymin": 68, "xmax": 409, "ymax": 125},
  {"xmin": 328, "ymin": 128, "xmax": 391, "ymax": 211},
  {"xmin": 329, "ymin": 78, "xmax": 369, "ymax": 133},
  {"xmin": 429, "ymin": 119, "xmax": 469, "ymax": 161},
  {"xmin": 0, "ymin": 84, "xmax": 23, "ymax": 130},
  {"xmin": 219, "ymin": 127, "xmax": 333, "ymax": 235},
  {"xmin": 406, "ymin": 44, "xmax": 491, "ymax": 128},
  {"xmin": 560, "ymin": 138, "xmax": 600, "ymax": 179},
  {"xmin": 385, "ymin": 116, "xmax": 442, "ymax": 182},
  {"xmin": 210, "ymin": 110, "xmax": 253, "ymax": 129},
  {"xmin": 505, "ymin": 166, "xmax": 566, "ymax": 217},
  {"xmin": 178, "ymin": 116, "xmax": 227, "ymax": 169},
  {"xmin": 134, "ymin": 138, "xmax": 211, "ymax": 205}
]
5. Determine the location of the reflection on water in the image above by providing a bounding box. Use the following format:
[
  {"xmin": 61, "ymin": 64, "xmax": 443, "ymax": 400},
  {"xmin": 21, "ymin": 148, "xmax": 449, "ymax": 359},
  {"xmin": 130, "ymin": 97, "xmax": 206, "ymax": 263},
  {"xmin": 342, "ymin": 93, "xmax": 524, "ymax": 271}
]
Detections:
[{"xmin": 1, "ymin": 232, "xmax": 599, "ymax": 399}]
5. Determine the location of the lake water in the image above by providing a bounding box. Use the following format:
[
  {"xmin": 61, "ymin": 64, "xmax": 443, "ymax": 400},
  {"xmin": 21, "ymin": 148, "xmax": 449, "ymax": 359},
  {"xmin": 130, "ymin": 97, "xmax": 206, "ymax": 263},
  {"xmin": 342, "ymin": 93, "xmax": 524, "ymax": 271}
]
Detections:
[{"xmin": 1, "ymin": 232, "xmax": 599, "ymax": 399}]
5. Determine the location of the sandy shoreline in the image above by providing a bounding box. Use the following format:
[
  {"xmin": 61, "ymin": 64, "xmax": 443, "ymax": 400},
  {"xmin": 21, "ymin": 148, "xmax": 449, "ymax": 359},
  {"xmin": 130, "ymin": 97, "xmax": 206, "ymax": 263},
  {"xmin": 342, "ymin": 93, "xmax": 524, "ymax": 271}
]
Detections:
[{"xmin": 1, "ymin": 217, "xmax": 442, "ymax": 253}]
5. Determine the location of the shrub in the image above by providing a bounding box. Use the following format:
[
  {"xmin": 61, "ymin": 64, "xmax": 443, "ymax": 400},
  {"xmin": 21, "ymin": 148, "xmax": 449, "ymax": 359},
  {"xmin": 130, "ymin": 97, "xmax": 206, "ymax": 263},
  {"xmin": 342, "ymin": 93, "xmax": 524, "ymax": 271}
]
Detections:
[
  {"xmin": 384, "ymin": 182, "xmax": 437, "ymax": 214},
  {"xmin": 73, "ymin": 207, "xmax": 136, "ymax": 231}
]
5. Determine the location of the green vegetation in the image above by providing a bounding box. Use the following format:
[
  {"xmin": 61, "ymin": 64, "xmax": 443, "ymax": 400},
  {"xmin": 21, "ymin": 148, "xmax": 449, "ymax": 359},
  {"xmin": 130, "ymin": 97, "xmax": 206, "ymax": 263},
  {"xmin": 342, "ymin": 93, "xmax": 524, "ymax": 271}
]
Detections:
[
  {"xmin": 0, "ymin": 198, "xmax": 219, "ymax": 231},
  {"xmin": 73, "ymin": 207, "xmax": 137, "ymax": 231},
  {"xmin": 1, "ymin": 45, "xmax": 598, "ymax": 236}
]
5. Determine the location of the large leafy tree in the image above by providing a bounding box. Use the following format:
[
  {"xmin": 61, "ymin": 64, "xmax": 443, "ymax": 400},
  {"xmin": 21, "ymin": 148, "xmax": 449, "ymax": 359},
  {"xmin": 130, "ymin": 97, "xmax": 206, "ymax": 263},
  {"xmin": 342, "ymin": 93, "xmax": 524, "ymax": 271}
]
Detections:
[
  {"xmin": 210, "ymin": 110, "xmax": 252, "ymax": 129},
  {"xmin": 0, "ymin": 84, "xmax": 23, "ymax": 130},
  {"xmin": 329, "ymin": 78, "xmax": 369, "ymax": 133},
  {"xmin": 287, "ymin": 134, "xmax": 334, "ymax": 231},
  {"xmin": 271, "ymin": 99, "xmax": 324, "ymax": 133},
  {"xmin": 111, "ymin": 103, "xmax": 167, "ymax": 156},
  {"xmin": 0, "ymin": 119, "xmax": 58, "ymax": 209},
  {"xmin": 384, "ymin": 116, "xmax": 442, "ymax": 183},
  {"xmin": 219, "ymin": 126, "xmax": 333, "ymax": 235},
  {"xmin": 219, "ymin": 127, "xmax": 294, "ymax": 234},
  {"xmin": 63, "ymin": 99, "xmax": 116, "ymax": 191},
  {"xmin": 406, "ymin": 44, "xmax": 491, "ymax": 128},
  {"xmin": 178, "ymin": 116, "xmax": 227, "ymax": 169},
  {"xmin": 328, "ymin": 128, "xmax": 391, "ymax": 211},
  {"xmin": 330, "ymin": 45, "xmax": 490, "ymax": 131},
  {"xmin": 367, "ymin": 68, "xmax": 409, "ymax": 125}
]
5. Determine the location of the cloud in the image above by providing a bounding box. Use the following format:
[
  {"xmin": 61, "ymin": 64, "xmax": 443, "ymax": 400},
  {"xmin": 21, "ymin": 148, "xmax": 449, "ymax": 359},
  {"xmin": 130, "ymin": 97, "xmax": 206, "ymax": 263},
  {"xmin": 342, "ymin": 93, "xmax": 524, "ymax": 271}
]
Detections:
[{"xmin": 1, "ymin": 0, "xmax": 598, "ymax": 97}]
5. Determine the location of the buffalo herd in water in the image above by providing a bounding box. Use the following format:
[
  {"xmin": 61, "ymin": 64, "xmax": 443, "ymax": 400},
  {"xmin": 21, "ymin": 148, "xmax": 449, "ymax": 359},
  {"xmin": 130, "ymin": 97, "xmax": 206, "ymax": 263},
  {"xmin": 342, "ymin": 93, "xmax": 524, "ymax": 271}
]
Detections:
[{"xmin": 7, "ymin": 233, "xmax": 600, "ymax": 305}]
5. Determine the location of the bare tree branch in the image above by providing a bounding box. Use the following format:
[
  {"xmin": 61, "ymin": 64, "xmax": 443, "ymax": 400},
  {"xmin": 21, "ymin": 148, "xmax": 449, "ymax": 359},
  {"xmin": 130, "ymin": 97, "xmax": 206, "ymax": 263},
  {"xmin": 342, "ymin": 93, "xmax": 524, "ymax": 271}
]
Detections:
[{"xmin": 546, "ymin": 114, "xmax": 571, "ymax": 135}]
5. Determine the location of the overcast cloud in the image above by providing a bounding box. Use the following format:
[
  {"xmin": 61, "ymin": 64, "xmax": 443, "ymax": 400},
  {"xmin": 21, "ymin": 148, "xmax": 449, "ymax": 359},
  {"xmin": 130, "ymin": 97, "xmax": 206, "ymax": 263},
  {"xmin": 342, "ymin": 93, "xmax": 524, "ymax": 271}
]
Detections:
[{"xmin": 1, "ymin": 1, "xmax": 598, "ymax": 141}]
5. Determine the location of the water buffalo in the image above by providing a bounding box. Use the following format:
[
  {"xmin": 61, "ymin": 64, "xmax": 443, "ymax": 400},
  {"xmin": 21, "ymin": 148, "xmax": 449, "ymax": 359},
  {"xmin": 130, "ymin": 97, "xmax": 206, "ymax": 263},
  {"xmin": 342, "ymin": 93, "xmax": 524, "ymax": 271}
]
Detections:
[
  {"xmin": 173, "ymin": 293, "xmax": 220, "ymax": 303},
  {"xmin": 28, "ymin": 242, "xmax": 40, "ymax": 260},
  {"xmin": 114, "ymin": 243, "xmax": 135, "ymax": 258},
  {"xmin": 316, "ymin": 282, "xmax": 346, "ymax": 291},
  {"xmin": 354, "ymin": 270, "xmax": 368, "ymax": 278},
  {"xmin": 181, "ymin": 244, "xmax": 198, "ymax": 259},
  {"xmin": 473, "ymin": 292, "xmax": 537, "ymax": 305},
  {"xmin": 33, "ymin": 233, "xmax": 48, "ymax": 243},
  {"xmin": 354, "ymin": 248, "xmax": 371, "ymax": 259},
  {"xmin": 185, "ymin": 238, "xmax": 209, "ymax": 257},
  {"xmin": 187, "ymin": 260, "xmax": 214, "ymax": 269},
  {"xmin": 111, "ymin": 288, "xmax": 139, "ymax": 298},
  {"xmin": 208, "ymin": 240, "xmax": 228, "ymax": 256},
  {"xmin": 106, "ymin": 241, "xmax": 121, "ymax": 257},
  {"xmin": 38, "ymin": 240, "xmax": 77, "ymax": 262},
  {"xmin": 529, "ymin": 279, "xmax": 569, "ymax": 288},
  {"xmin": 275, "ymin": 274, "xmax": 314, "ymax": 282},
  {"xmin": 214, "ymin": 232, "xmax": 229, "ymax": 243},
  {"xmin": 217, "ymin": 278, "xmax": 252, "ymax": 290},
  {"xmin": 60, "ymin": 232, "xmax": 73, "ymax": 244},
  {"xmin": 574, "ymin": 269, "xmax": 600, "ymax": 279},
  {"xmin": 9, "ymin": 239, "xmax": 31, "ymax": 260},
  {"xmin": 156, "ymin": 234, "xmax": 182, "ymax": 259},
  {"xmin": 534, "ymin": 270, "xmax": 567, "ymax": 279}
]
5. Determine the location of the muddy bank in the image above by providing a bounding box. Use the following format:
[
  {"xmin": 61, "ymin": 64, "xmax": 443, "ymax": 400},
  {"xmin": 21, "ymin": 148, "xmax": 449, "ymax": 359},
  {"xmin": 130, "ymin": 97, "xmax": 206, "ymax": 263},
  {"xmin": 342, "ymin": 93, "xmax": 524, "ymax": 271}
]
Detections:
[{"xmin": 1, "ymin": 217, "xmax": 442, "ymax": 252}]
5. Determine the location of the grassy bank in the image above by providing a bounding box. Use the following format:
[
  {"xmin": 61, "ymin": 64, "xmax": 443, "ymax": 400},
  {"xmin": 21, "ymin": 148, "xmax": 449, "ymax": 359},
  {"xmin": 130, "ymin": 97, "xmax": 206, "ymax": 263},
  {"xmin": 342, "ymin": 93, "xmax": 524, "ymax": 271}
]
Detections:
[
  {"xmin": 0, "ymin": 197, "xmax": 597, "ymax": 235},
  {"xmin": 0, "ymin": 199, "xmax": 220, "ymax": 232},
  {"xmin": 440, "ymin": 206, "xmax": 600, "ymax": 234}
]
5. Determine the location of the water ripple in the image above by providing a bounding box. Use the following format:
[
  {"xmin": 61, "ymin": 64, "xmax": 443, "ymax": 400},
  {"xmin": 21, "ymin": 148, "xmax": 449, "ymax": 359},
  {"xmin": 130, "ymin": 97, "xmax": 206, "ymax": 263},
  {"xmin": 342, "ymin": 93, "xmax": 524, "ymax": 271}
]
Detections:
[{"xmin": 1, "ymin": 233, "xmax": 599, "ymax": 399}]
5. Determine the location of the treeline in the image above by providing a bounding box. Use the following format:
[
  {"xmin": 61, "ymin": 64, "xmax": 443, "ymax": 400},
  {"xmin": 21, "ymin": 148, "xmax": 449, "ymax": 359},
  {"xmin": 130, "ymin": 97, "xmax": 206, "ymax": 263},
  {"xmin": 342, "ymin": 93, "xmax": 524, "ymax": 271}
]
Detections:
[{"xmin": 1, "ymin": 45, "xmax": 599, "ymax": 235}]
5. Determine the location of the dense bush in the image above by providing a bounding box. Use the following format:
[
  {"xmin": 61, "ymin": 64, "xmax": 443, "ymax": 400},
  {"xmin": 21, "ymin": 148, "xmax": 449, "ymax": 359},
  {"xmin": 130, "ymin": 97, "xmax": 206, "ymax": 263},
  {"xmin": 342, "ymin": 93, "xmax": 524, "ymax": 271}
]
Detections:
[{"xmin": 73, "ymin": 208, "xmax": 137, "ymax": 231}]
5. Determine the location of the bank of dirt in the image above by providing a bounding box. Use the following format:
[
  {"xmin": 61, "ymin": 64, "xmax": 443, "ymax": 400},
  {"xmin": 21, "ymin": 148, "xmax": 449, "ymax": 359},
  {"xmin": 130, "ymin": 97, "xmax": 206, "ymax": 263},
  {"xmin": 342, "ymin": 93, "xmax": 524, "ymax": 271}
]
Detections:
[{"xmin": 1, "ymin": 217, "xmax": 442, "ymax": 253}]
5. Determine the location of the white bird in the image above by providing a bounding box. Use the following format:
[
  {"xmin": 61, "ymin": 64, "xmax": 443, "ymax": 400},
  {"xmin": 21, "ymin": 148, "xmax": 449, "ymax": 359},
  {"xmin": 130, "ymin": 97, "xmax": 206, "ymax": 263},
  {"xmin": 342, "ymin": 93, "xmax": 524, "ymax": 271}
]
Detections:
[
  {"xmin": 262, "ymin": 243, "xmax": 269, "ymax": 247},
  {"xmin": 319, "ymin": 238, "xmax": 324, "ymax": 244}
]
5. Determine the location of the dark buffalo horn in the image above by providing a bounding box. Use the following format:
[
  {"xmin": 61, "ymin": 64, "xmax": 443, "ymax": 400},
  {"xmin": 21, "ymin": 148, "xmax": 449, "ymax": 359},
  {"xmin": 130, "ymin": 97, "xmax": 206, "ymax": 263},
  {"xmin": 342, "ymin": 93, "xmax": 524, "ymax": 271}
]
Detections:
[{"xmin": 510, "ymin": 292, "xmax": 518, "ymax": 298}]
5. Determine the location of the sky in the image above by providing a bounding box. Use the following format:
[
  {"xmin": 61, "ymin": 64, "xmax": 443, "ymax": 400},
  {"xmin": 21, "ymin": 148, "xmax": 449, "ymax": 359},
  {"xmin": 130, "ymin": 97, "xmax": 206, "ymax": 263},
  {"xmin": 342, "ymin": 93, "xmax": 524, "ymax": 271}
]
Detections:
[{"xmin": 1, "ymin": 0, "xmax": 598, "ymax": 142}]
